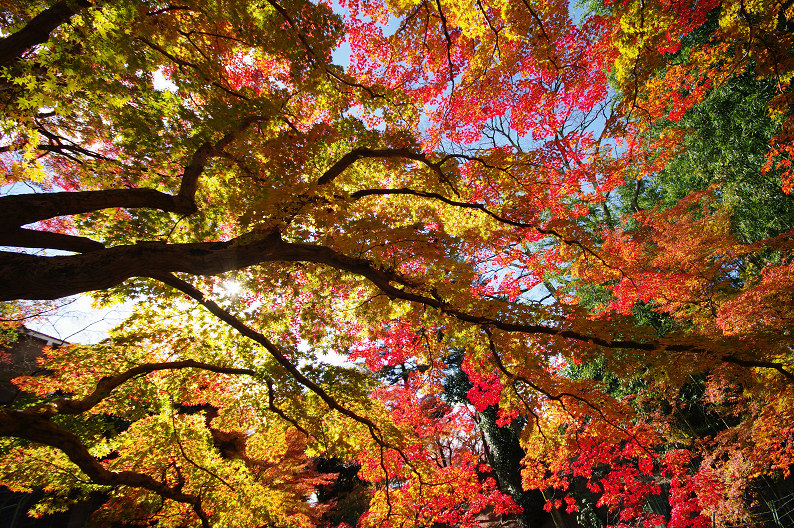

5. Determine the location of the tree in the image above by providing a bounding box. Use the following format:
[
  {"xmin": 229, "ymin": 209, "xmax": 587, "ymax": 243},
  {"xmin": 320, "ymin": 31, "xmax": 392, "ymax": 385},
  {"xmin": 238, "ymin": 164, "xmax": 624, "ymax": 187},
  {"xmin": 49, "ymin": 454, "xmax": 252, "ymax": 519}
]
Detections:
[{"xmin": 1, "ymin": 0, "xmax": 793, "ymax": 527}]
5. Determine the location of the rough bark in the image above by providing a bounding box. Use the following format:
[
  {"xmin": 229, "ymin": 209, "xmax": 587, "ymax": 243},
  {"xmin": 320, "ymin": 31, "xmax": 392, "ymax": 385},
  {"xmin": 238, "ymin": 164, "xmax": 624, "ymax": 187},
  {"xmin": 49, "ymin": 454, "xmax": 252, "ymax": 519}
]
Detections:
[
  {"xmin": 479, "ymin": 405, "xmax": 549, "ymax": 528},
  {"xmin": 2, "ymin": 225, "xmax": 792, "ymax": 380},
  {"xmin": 0, "ymin": 235, "xmax": 747, "ymax": 351}
]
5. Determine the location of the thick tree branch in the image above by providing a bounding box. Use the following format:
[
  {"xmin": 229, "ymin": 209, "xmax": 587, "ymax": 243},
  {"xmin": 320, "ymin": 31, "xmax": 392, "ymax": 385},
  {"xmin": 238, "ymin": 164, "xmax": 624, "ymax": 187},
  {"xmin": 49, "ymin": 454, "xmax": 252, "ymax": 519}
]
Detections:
[
  {"xmin": 0, "ymin": 0, "xmax": 91, "ymax": 69},
  {"xmin": 317, "ymin": 147, "xmax": 428, "ymax": 185},
  {"xmin": 0, "ymin": 227, "xmax": 105, "ymax": 253},
  {"xmin": 0, "ymin": 409, "xmax": 210, "ymax": 527},
  {"xmin": 0, "ymin": 232, "xmax": 706, "ymax": 351},
  {"xmin": 0, "ymin": 231, "xmax": 283, "ymax": 300},
  {"xmin": 178, "ymin": 142, "xmax": 213, "ymax": 201},
  {"xmin": 0, "ymin": 119, "xmax": 260, "ymax": 232},
  {"xmin": 0, "ymin": 189, "xmax": 195, "ymax": 229},
  {"xmin": 0, "ymin": 147, "xmax": 439, "ymax": 252},
  {"xmin": 2, "ymin": 230, "xmax": 790, "ymax": 380}
]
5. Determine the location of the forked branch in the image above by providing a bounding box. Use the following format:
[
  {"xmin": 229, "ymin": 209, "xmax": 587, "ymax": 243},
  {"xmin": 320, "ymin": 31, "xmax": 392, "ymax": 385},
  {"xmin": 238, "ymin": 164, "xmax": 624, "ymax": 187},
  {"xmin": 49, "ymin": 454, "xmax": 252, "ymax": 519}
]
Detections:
[
  {"xmin": 0, "ymin": 409, "xmax": 210, "ymax": 527},
  {"xmin": 152, "ymin": 272, "xmax": 389, "ymax": 445}
]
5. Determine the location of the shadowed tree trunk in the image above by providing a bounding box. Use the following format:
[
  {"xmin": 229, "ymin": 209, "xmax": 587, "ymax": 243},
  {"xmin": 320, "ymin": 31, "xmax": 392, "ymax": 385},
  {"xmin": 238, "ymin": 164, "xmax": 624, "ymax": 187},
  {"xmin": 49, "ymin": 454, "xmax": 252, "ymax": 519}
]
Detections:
[{"xmin": 478, "ymin": 405, "xmax": 554, "ymax": 528}]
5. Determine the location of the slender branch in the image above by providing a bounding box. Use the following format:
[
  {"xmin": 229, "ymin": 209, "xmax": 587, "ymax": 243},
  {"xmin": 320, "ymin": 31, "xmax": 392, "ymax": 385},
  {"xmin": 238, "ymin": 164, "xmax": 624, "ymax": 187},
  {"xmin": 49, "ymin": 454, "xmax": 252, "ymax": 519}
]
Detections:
[
  {"xmin": 517, "ymin": 0, "xmax": 563, "ymax": 73},
  {"xmin": 265, "ymin": 378, "xmax": 309, "ymax": 436},
  {"xmin": 272, "ymin": 240, "xmax": 664, "ymax": 350},
  {"xmin": 152, "ymin": 272, "xmax": 389, "ymax": 445},
  {"xmin": 146, "ymin": 5, "xmax": 193, "ymax": 16},
  {"xmin": 350, "ymin": 187, "xmax": 635, "ymax": 288},
  {"xmin": 49, "ymin": 360, "xmax": 257, "ymax": 415},
  {"xmin": 0, "ymin": 141, "xmax": 111, "ymax": 161},
  {"xmin": 171, "ymin": 411, "xmax": 237, "ymax": 492},
  {"xmin": 137, "ymin": 37, "xmax": 248, "ymax": 100},
  {"xmin": 317, "ymin": 147, "xmax": 460, "ymax": 194},
  {"xmin": 154, "ymin": 271, "xmax": 417, "ymax": 508},
  {"xmin": 317, "ymin": 147, "xmax": 435, "ymax": 185},
  {"xmin": 350, "ymin": 187, "xmax": 532, "ymax": 227},
  {"xmin": 434, "ymin": 0, "xmax": 457, "ymax": 88}
]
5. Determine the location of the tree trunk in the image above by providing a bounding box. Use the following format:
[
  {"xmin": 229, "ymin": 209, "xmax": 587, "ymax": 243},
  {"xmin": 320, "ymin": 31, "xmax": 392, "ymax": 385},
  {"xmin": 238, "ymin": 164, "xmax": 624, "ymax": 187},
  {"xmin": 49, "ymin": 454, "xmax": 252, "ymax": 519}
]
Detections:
[{"xmin": 478, "ymin": 405, "xmax": 550, "ymax": 528}]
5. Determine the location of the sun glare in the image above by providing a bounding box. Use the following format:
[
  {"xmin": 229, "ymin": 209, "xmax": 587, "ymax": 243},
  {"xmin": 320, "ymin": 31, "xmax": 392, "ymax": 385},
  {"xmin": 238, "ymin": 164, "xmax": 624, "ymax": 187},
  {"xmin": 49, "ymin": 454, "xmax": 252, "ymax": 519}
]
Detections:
[{"xmin": 220, "ymin": 280, "xmax": 242, "ymax": 297}]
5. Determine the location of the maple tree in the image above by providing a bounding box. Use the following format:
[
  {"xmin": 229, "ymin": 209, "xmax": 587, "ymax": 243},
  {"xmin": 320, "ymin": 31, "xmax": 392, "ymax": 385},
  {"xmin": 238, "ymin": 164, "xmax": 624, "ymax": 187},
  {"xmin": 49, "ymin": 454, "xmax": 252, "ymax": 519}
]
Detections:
[{"xmin": 1, "ymin": 0, "xmax": 793, "ymax": 527}]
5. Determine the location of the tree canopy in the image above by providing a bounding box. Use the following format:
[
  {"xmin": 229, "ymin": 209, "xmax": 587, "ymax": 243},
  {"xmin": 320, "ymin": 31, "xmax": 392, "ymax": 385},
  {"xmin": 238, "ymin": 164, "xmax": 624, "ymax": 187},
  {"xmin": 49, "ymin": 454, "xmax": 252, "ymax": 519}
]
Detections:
[{"xmin": 1, "ymin": 0, "xmax": 793, "ymax": 527}]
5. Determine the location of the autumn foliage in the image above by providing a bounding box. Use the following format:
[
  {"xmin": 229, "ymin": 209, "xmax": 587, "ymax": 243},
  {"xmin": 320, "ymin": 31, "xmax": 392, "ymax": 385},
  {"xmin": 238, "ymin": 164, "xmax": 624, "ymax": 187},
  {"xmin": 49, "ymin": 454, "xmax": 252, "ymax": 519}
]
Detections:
[{"xmin": 0, "ymin": 0, "xmax": 793, "ymax": 527}]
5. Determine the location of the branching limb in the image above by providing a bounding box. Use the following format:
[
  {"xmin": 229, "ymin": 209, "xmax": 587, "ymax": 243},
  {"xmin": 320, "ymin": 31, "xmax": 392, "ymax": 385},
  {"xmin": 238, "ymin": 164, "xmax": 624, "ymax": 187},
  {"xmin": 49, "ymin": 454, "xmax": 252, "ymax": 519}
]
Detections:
[
  {"xmin": 264, "ymin": 0, "xmax": 388, "ymax": 100},
  {"xmin": 0, "ymin": 233, "xmax": 683, "ymax": 353},
  {"xmin": 0, "ymin": 231, "xmax": 283, "ymax": 300},
  {"xmin": 152, "ymin": 272, "xmax": 389, "ymax": 445},
  {"xmin": 137, "ymin": 36, "xmax": 249, "ymax": 100},
  {"xmin": 0, "ymin": 117, "xmax": 262, "ymax": 232},
  {"xmin": 2, "ymin": 226, "xmax": 789, "ymax": 381},
  {"xmin": 0, "ymin": 409, "xmax": 210, "ymax": 528},
  {"xmin": 47, "ymin": 360, "xmax": 257, "ymax": 415},
  {"xmin": 0, "ymin": 0, "xmax": 91, "ymax": 69}
]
